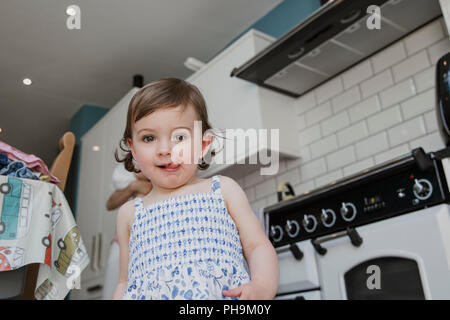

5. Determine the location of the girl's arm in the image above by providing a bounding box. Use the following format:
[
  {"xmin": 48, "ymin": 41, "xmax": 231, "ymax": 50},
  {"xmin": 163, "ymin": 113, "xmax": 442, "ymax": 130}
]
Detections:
[
  {"xmin": 112, "ymin": 200, "xmax": 134, "ymax": 299},
  {"xmin": 220, "ymin": 176, "xmax": 279, "ymax": 300}
]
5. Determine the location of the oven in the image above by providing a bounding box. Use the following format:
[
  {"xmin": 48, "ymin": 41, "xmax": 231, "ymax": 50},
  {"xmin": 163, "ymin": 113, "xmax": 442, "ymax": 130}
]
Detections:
[{"xmin": 266, "ymin": 147, "xmax": 450, "ymax": 300}]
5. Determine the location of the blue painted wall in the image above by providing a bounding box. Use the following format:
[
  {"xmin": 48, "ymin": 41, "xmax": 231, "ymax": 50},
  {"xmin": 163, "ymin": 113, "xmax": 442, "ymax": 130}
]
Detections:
[{"xmin": 208, "ymin": 0, "xmax": 321, "ymax": 62}]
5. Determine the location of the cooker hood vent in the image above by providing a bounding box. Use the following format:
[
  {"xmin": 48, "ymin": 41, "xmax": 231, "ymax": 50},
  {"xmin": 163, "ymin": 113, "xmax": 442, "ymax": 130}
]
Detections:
[{"xmin": 231, "ymin": 0, "xmax": 442, "ymax": 98}]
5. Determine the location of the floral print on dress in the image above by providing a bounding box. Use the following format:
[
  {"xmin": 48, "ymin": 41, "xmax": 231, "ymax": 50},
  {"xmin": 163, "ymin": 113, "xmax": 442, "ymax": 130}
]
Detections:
[{"xmin": 123, "ymin": 175, "xmax": 250, "ymax": 300}]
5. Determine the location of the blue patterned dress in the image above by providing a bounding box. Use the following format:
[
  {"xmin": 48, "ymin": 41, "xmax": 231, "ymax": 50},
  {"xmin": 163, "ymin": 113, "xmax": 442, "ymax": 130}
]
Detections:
[{"xmin": 123, "ymin": 175, "xmax": 251, "ymax": 300}]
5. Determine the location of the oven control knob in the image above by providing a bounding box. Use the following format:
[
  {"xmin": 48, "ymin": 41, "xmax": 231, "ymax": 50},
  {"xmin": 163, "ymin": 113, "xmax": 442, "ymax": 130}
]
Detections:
[
  {"xmin": 285, "ymin": 219, "xmax": 300, "ymax": 238},
  {"xmin": 413, "ymin": 179, "xmax": 433, "ymax": 200},
  {"xmin": 302, "ymin": 215, "xmax": 317, "ymax": 233},
  {"xmin": 340, "ymin": 202, "xmax": 357, "ymax": 222},
  {"xmin": 321, "ymin": 209, "xmax": 336, "ymax": 227},
  {"xmin": 270, "ymin": 225, "xmax": 283, "ymax": 243}
]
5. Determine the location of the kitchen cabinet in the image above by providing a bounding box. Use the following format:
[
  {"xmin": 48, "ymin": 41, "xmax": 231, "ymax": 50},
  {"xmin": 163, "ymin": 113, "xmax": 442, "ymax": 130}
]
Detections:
[
  {"xmin": 72, "ymin": 88, "xmax": 138, "ymax": 299},
  {"xmin": 186, "ymin": 29, "xmax": 300, "ymax": 179}
]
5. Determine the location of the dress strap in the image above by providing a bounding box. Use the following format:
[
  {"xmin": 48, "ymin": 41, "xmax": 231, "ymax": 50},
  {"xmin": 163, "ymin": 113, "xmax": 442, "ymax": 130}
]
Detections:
[
  {"xmin": 211, "ymin": 175, "xmax": 221, "ymax": 194},
  {"xmin": 133, "ymin": 196, "xmax": 144, "ymax": 209}
]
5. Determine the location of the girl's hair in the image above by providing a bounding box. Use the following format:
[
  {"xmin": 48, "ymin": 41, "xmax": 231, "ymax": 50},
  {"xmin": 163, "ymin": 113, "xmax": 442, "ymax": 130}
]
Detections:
[{"xmin": 115, "ymin": 78, "xmax": 218, "ymax": 173}]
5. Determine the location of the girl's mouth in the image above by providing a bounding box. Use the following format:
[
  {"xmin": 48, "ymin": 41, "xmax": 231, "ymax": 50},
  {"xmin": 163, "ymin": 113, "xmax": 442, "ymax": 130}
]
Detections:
[{"xmin": 157, "ymin": 162, "xmax": 180, "ymax": 172}]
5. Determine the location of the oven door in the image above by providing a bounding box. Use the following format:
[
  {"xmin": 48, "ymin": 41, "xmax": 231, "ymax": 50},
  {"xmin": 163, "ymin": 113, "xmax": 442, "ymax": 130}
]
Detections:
[{"xmin": 315, "ymin": 204, "xmax": 450, "ymax": 299}]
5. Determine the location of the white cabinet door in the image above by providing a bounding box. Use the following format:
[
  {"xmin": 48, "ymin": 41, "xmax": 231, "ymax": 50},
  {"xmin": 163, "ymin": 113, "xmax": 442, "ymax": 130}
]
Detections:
[
  {"xmin": 98, "ymin": 102, "xmax": 129, "ymax": 273},
  {"xmin": 77, "ymin": 120, "xmax": 106, "ymax": 282},
  {"xmin": 70, "ymin": 275, "xmax": 105, "ymax": 300}
]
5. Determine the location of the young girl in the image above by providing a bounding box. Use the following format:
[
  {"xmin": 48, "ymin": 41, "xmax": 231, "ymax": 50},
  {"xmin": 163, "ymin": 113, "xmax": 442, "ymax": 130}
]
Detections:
[{"xmin": 112, "ymin": 78, "xmax": 279, "ymax": 300}]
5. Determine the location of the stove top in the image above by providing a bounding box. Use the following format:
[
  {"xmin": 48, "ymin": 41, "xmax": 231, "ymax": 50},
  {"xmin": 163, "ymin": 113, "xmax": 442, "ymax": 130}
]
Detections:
[{"xmin": 265, "ymin": 147, "xmax": 450, "ymax": 255}]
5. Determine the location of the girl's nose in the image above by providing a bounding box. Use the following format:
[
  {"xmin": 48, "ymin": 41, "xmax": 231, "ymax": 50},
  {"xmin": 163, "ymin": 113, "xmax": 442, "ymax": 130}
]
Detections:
[{"xmin": 156, "ymin": 139, "xmax": 173, "ymax": 156}]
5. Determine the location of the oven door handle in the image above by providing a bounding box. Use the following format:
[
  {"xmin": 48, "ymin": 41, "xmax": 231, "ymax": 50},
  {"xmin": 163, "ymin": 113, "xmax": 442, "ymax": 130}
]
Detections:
[
  {"xmin": 275, "ymin": 243, "xmax": 304, "ymax": 261},
  {"xmin": 311, "ymin": 227, "xmax": 363, "ymax": 256}
]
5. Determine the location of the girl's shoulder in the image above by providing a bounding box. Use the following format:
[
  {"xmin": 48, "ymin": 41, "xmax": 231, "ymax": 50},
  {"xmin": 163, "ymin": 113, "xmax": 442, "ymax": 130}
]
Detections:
[
  {"xmin": 216, "ymin": 175, "xmax": 244, "ymax": 203},
  {"xmin": 117, "ymin": 198, "xmax": 136, "ymax": 232}
]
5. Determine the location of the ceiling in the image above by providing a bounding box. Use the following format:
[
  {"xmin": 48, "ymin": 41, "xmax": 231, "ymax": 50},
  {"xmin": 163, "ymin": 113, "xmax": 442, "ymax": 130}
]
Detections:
[{"xmin": 0, "ymin": 0, "xmax": 281, "ymax": 166}]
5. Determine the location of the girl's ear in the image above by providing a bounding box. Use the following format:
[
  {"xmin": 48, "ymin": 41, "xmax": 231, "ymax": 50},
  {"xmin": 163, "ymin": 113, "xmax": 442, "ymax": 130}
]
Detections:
[
  {"xmin": 201, "ymin": 132, "xmax": 213, "ymax": 158},
  {"xmin": 127, "ymin": 138, "xmax": 136, "ymax": 159}
]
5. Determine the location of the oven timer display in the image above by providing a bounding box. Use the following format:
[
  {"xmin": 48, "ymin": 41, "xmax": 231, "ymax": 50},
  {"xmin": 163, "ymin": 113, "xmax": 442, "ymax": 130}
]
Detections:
[
  {"xmin": 364, "ymin": 195, "xmax": 381, "ymax": 205},
  {"xmin": 363, "ymin": 195, "xmax": 386, "ymax": 212}
]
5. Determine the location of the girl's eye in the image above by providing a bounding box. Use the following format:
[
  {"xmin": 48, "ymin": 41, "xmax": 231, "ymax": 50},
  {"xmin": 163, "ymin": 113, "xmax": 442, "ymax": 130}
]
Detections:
[
  {"xmin": 174, "ymin": 134, "xmax": 186, "ymax": 142},
  {"xmin": 143, "ymin": 135, "xmax": 155, "ymax": 142}
]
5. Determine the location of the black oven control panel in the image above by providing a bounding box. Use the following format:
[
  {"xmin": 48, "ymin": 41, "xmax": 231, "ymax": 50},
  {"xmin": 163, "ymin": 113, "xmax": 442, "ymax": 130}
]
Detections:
[{"xmin": 265, "ymin": 148, "xmax": 450, "ymax": 248}]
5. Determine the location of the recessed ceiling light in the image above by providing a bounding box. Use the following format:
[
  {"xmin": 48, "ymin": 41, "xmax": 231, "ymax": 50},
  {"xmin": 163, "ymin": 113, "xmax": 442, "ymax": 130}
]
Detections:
[
  {"xmin": 66, "ymin": 7, "xmax": 77, "ymax": 16},
  {"xmin": 92, "ymin": 145, "xmax": 100, "ymax": 151},
  {"xmin": 22, "ymin": 78, "xmax": 32, "ymax": 85}
]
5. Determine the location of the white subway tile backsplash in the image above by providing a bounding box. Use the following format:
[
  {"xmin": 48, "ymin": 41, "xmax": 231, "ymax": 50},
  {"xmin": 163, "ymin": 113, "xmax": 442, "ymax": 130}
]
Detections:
[
  {"xmin": 343, "ymin": 157, "xmax": 374, "ymax": 177},
  {"xmin": 315, "ymin": 170, "xmax": 343, "ymax": 188},
  {"xmin": 348, "ymin": 95, "xmax": 381, "ymax": 123},
  {"xmin": 276, "ymin": 167, "xmax": 301, "ymax": 187},
  {"xmin": 342, "ymin": 60, "xmax": 373, "ymax": 90},
  {"xmin": 321, "ymin": 111, "xmax": 350, "ymax": 136},
  {"xmin": 266, "ymin": 193, "xmax": 279, "ymax": 207},
  {"xmin": 355, "ymin": 132, "xmax": 389, "ymax": 160},
  {"xmin": 428, "ymin": 37, "xmax": 450, "ymax": 65},
  {"xmin": 296, "ymin": 114, "xmax": 306, "ymax": 132},
  {"xmin": 331, "ymin": 86, "xmax": 361, "ymax": 113},
  {"xmin": 298, "ymin": 124, "xmax": 321, "ymax": 147},
  {"xmin": 285, "ymin": 157, "xmax": 301, "ymax": 171},
  {"xmin": 379, "ymin": 79, "xmax": 416, "ymax": 108},
  {"xmin": 326, "ymin": 145, "xmax": 356, "ymax": 171},
  {"xmin": 310, "ymin": 135, "xmax": 338, "ymax": 159},
  {"xmin": 255, "ymin": 177, "xmax": 276, "ymax": 200},
  {"xmin": 409, "ymin": 131, "xmax": 445, "ymax": 153},
  {"xmin": 367, "ymin": 105, "xmax": 403, "ymax": 134},
  {"xmin": 337, "ymin": 121, "xmax": 369, "ymax": 147},
  {"xmin": 245, "ymin": 186, "xmax": 256, "ymax": 203},
  {"xmin": 305, "ymin": 101, "xmax": 332, "ymax": 127},
  {"xmin": 404, "ymin": 19, "xmax": 444, "ymax": 56},
  {"xmin": 315, "ymin": 77, "xmax": 344, "ymax": 104},
  {"xmin": 277, "ymin": 159, "xmax": 289, "ymax": 175},
  {"xmin": 299, "ymin": 158, "xmax": 327, "ymax": 181},
  {"xmin": 387, "ymin": 117, "xmax": 427, "ymax": 146},
  {"xmin": 391, "ymin": 51, "xmax": 430, "ymax": 83},
  {"xmin": 400, "ymin": 89, "xmax": 435, "ymax": 120},
  {"xmin": 442, "ymin": 18, "xmax": 449, "ymax": 36},
  {"xmin": 371, "ymin": 41, "xmax": 406, "ymax": 74},
  {"xmin": 293, "ymin": 180, "xmax": 315, "ymax": 196},
  {"xmin": 298, "ymin": 146, "xmax": 312, "ymax": 163},
  {"xmin": 360, "ymin": 69, "xmax": 394, "ymax": 99},
  {"xmin": 239, "ymin": 19, "xmax": 443, "ymax": 206},
  {"xmin": 250, "ymin": 198, "xmax": 267, "ymax": 211},
  {"xmin": 374, "ymin": 144, "xmax": 410, "ymax": 165},
  {"xmin": 243, "ymin": 168, "xmax": 265, "ymax": 188},
  {"xmin": 294, "ymin": 90, "xmax": 317, "ymax": 115},
  {"xmin": 413, "ymin": 66, "xmax": 435, "ymax": 93},
  {"xmin": 424, "ymin": 110, "xmax": 438, "ymax": 133}
]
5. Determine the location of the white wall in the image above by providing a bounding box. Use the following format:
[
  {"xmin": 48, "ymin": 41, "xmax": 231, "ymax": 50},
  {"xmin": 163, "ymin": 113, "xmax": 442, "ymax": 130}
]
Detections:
[{"xmin": 241, "ymin": 17, "xmax": 450, "ymax": 211}]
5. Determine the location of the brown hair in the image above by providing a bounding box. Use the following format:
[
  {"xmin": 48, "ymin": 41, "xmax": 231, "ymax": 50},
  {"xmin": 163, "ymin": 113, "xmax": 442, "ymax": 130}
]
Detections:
[{"xmin": 115, "ymin": 78, "xmax": 218, "ymax": 173}]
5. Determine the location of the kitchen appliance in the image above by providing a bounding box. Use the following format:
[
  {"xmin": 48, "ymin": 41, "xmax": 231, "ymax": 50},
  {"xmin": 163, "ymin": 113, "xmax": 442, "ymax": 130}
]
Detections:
[
  {"xmin": 266, "ymin": 147, "xmax": 450, "ymax": 299},
  {"xmin": 231, "ymin": 0, "xmax": 442, "ymax": 97},
  {"xmin": 436, "ymin": 52, "xmax": 450, "ymax": 147}
]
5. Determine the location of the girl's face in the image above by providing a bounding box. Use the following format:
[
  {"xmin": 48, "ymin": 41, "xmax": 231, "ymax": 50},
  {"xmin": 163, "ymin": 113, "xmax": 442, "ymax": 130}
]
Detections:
[{"xmin": 128, "ymin": 104, "xmax": 212, "ymax": 191}]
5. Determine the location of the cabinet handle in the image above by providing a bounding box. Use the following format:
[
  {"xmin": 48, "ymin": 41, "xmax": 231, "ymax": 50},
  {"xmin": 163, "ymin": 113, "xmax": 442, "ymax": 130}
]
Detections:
[
  {"xmin": 87, "ymin": 284, "xmax": 103, "ymax": 293},
  {"xmin": 96, "ymin": 232, "xmax": 102, "ymax": 270},
  {"xmin": 91, "ymin": 235, "xmax": 97, "ymax": 271}
]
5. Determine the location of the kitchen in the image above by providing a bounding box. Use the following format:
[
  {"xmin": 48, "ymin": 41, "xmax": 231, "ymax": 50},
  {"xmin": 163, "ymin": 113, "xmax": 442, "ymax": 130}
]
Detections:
[{"xmin": 0, "ymin": 0, "xmax": 450, "ymax": 302}]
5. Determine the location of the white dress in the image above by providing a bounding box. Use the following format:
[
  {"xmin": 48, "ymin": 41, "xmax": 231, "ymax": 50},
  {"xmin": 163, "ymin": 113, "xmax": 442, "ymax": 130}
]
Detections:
[{"xmin": 123, "ymin": 175, "xmax": 250, "ymax": 300}]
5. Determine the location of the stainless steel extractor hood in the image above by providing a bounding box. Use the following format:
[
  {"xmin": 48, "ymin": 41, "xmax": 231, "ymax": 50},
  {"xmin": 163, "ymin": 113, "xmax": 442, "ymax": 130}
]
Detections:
[{"xmin": 231, "ymin": 0, "xmax": 442, "ymax": 98}]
